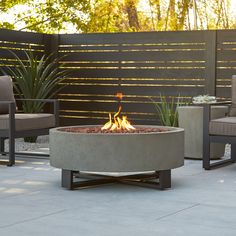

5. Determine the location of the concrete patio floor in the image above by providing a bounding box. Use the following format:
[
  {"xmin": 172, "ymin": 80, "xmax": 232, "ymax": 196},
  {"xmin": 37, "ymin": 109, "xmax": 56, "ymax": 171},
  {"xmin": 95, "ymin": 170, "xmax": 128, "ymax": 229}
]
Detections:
[{"xmin": 0, "ymin": 156, "xmax": 236, "ymax": 236}]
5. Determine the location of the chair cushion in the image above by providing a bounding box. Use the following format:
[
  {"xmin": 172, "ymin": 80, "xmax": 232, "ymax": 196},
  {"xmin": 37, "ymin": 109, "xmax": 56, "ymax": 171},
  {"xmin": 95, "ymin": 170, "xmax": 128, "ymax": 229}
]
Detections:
[
  {"xmin": 209, "ymin": 117, "xmax": 236, "ymax": 136},
  {"xmin": 0, "ymin": 113, "xmax": 55, "ymax": 131},
  {"xmin": 0, "ymin": 76, "xmax": 16, "ymax": 114}
]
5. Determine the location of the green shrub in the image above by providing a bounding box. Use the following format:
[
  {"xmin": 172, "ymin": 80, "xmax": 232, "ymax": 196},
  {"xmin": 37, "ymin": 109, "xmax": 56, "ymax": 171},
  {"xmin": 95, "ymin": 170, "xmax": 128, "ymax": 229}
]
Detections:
[
  {"xmin": 3, "ymin": 50, "xmax": 68, "ymax": 113},
  {"xmin": 2, "ymin": 50, "xmax": 69, "ymax": 142},
  {"xmin": 151, "ymin": 94, "xmax": 183, "ymax": 127}
]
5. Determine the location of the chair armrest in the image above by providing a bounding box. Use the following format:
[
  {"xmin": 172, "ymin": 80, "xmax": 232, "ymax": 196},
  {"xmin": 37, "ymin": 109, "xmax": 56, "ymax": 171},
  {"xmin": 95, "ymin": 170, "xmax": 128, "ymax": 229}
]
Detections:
[
  {"xmin": 202, "ymin": 101, "xmax": 231, "ymax": 118},
  {"xmin": 202, "ymin": 102, "xmax": 231, "ymax": 136},
  {"xmin": 0, "ymin": 101, "xmax": 16, "ymax": 113},
  {"xmin": 15, "ymin": 98, "xmax": 59, "ymax": 126},
  {"xmin": 0, "ymin": 101, "xmax": 16, "ymax": 105}
]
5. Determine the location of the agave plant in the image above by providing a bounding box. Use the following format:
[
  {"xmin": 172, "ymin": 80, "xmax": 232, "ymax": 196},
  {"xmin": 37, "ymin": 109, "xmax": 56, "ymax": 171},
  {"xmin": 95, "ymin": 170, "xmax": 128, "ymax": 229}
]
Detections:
[
  {"xmin": 151, "ymin": 94, "xmax": 183, "ymax": 127},
  {"xmin": 3, "ymin": 50, "xmax": 68, "ymax": 113},
  {"xmin": 2, "ymin": 50, "xmax": 69, "ymax": 142}
]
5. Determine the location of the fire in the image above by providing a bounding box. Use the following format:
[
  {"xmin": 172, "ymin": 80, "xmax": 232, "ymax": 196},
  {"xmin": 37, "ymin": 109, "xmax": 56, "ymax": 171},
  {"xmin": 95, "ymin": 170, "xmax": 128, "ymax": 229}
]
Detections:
[
  {"xmin": 116, "ymin": 92, "xmax": 123, "ymax": 100},
  {"xmin": 101, "ymin": 106, "xmax": 135, "ymax": 131},
  {"xmin": 101, "ymin": 93, "xmax": 135, "ymax": 132}
]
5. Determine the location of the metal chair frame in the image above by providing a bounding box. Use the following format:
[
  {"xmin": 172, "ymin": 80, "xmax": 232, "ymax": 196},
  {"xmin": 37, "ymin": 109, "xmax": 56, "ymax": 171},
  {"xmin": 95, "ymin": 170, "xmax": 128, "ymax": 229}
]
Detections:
[
  {"xmin": 203, "ymin": 101, "xmax": 236, "ymax": 169},
  {"xmin": 0, "ymin": 99, "xmax": 59, "ymax": 166}
]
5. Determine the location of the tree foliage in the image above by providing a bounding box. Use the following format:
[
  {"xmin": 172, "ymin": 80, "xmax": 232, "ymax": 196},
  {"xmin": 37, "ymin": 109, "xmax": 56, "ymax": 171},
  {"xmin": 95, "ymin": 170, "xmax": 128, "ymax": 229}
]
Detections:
[{"xmin": 0, "ymin": 0, "xmax": 235, "ymax": 33}]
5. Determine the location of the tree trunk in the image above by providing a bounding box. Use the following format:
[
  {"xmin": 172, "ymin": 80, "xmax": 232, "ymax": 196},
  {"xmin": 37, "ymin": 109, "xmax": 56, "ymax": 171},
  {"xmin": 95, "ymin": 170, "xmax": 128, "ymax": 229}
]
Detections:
[
  {"xmin": 125, "ymin": 0, "xmax": 140, "ymax": 31},
  {"xmin": 178, "ymin": 0, "xmax": 190, "ymax": 30},
  {"xmin": 169, "ymin": 0, "xmax": 177, "ymax": 29},
  {"xmin": 193, "ymin": 0, "xmax": 198, "ymax": 29},
  {"xmin": 156, "ymin": 0, "xmax": 161, "ymax": 21}
]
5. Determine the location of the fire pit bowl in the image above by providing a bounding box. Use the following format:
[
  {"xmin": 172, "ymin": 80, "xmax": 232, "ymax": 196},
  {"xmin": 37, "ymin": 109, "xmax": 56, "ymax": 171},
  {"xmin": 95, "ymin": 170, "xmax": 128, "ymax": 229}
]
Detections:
[{"xmin": 49, "ymin": 125, "xmax": 184, "ymax": 190}]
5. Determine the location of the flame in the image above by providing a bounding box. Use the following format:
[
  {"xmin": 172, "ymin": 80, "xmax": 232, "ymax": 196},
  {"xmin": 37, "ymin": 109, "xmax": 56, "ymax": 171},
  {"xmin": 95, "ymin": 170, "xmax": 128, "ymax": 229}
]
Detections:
[
  {"xmin": 116, "ymin": 92, "xmax": 123, "ymax": 100},
  {"xmin": 101, "ymin": 105, "xmax": 136, "ymax": 132}
]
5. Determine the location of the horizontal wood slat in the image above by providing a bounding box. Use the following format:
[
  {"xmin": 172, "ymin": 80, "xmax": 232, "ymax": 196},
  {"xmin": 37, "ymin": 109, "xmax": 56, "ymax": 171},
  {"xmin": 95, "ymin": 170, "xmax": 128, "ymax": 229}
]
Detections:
[
  {"xmin": 59, "ymin": 31, "xmax": 206, "ymax": 45},
  {"xmin": 60, "ymin": 85, "xmax": 203, "ymax": 96},
  {"xmin": 60, "ymin": 61, "xmax": 205, "ymax": 69},
  {"xmin": 60, "ymin": 50, "xmax": 205, "ymax": 61},
  {"xmin": 68, "ymin": 69, "xmax": 204, "ymax": 79},
  {"xmin": 0, "ymin": 29, "xmax": 45, "ymax": 44},
  {"xmin": 59, "ymin": 44, "xmax": 205, "ymax": 51},
  {"xmin": 217, "ymin": 30, "xmax": 236, "ymax": 43},
  {"xmin": 61, "ymin": 78, "xmax": 204, "ymax": 85}
]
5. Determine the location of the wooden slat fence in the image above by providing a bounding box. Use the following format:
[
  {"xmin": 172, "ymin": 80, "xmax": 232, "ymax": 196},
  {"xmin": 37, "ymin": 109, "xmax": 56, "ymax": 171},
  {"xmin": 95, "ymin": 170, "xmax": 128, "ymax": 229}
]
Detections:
[
  {"xmin": 0, "ymin": 29, "xmax": 55, "ymax": 111},
  {"xmin": 0, "ymin": 29, "xmax": 234, "ymax": 126},
  {"xmin": 58, "ymin": 31, "xmax": 210, "ymax": 125},
  {"xmin": 0, "ymin": 29, "xmax": 49, "ymax": 67},
  {"xmin": 216, "ymin": 30, "xmax": 236, "ymax": 99}
]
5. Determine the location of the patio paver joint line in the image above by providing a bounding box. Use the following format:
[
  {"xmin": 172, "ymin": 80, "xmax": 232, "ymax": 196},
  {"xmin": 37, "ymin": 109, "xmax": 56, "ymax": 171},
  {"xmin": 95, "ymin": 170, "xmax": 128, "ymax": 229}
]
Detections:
[
  {"xmin": 155, "ymin": 203, "xmax": 201, "ymax": 221},
  {"xmin": 0, "ymin": 209, "xmax": 67, "ymax": 229}
]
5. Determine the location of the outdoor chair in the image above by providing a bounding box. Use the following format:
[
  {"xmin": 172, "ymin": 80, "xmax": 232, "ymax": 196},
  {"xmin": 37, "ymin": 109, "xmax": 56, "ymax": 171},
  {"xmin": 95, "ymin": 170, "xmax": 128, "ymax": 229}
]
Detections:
[
  {"xmin": 0, "ymin": 75, "xmax": 59, "ymax": 166},
  {"xmin": 203, "ymin": 75, "xmax": 236, "ymax": 169}
]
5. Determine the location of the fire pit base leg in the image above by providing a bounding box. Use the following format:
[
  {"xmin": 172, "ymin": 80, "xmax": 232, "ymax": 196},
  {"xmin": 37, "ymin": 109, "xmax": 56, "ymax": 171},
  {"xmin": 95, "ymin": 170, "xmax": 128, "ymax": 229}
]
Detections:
[
  {"xmin": 119, "ymin": 170, "xmax": 171, "ymax": 190},
  {"xmin": 62, "ymin": 169, "xmax": 73, "ymax": 190},
  {"xmin": 159, "ymin": 170, "xmax": 171, "ymax": 189},
  {"xmin": 61, "ymin": 169, "xmax": 171, "ymax": 190}
]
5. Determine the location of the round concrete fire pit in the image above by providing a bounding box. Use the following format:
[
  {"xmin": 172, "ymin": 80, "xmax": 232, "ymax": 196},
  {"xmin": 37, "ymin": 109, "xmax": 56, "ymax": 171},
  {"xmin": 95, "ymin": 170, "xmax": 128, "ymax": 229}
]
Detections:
[{"xmin": 49, "ymin": 125, "xmax": 184, "ymax": 190}]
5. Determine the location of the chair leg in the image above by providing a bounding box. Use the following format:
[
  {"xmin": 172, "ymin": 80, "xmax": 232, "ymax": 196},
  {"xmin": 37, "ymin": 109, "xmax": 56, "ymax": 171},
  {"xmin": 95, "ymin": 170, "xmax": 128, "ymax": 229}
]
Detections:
[
  {"xmin": 8, "ymin": 134, "xmax": 15, "ymax": 166},
  {"xmin": 0, "ymin": 138, "xmax": 5, "ymax": 154},
  {"xmin": 203, "ymin": 135, "xmax": 211, "ymax": 170},
  {"xmin": 230, "ymin": 144, "xmax": 236, "ymax": 163}
]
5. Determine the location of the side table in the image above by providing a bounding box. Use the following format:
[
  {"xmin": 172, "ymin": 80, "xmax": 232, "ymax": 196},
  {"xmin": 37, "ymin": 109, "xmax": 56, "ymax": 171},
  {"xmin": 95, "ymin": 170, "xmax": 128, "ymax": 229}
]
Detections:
[{"xmin": 178, "ymin": 105, "xmax": 228, "ymax": 159}]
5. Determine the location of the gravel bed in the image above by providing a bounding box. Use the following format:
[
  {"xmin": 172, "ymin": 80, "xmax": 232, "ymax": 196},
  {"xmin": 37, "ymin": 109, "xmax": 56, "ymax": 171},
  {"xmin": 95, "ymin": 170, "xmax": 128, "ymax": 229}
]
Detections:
[{"xmin": 4, "ymin": 135, "xmax": 49, "ymax": 153}]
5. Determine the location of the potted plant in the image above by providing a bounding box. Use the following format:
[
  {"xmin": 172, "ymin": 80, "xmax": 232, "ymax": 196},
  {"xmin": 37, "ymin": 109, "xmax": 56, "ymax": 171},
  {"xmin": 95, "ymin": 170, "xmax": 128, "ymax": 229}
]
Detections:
[
  {"xmin": 192, "ymin": 94, "xmax": 217, "ymax": 104},
  {"xmin": 150, "ymin": 94, "xmax": 184, "ymax": 127},
  {"xmin": 3, "ymin": 50, "xmax": 69, "ymax": 142}
]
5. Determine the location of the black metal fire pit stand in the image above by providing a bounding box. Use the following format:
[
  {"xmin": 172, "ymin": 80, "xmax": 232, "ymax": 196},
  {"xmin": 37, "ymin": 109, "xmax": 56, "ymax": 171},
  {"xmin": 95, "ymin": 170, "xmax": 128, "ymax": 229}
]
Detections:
[{"xmin": 61, "ymin": 169, "xmax": 171, "ymax": 190}]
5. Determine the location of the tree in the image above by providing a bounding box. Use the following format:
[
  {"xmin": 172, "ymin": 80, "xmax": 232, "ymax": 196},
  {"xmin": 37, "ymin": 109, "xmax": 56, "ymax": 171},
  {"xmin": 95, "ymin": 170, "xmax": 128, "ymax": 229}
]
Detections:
[
  {"xmin": 0, "ymin": 0, "xmax": 90, "ymax": 33},
  {"xmin": 0, "ymin": 0, "xmax": 235, "ymax": 33},
  {"xmin": 0, "ymin": 0, "xmax": 29, "ymax": 29},
  {"xmin": 0, "ymin": 0, "xmax": 26, "ymax": 11},
  {"xmin": 85, "ymin": 0, "xmax": 125, "ymax": 33}
]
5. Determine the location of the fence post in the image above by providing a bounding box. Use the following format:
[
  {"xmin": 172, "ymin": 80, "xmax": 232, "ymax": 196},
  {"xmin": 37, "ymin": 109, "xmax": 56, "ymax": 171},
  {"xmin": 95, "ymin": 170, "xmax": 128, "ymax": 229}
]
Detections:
[
  {"xmin": 43, "ymin": 33, "xmax": 59, "ymax": 57},
  {"xmin": 204, "ymin": 30, "xmax": 217, "ymax": 95}
]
